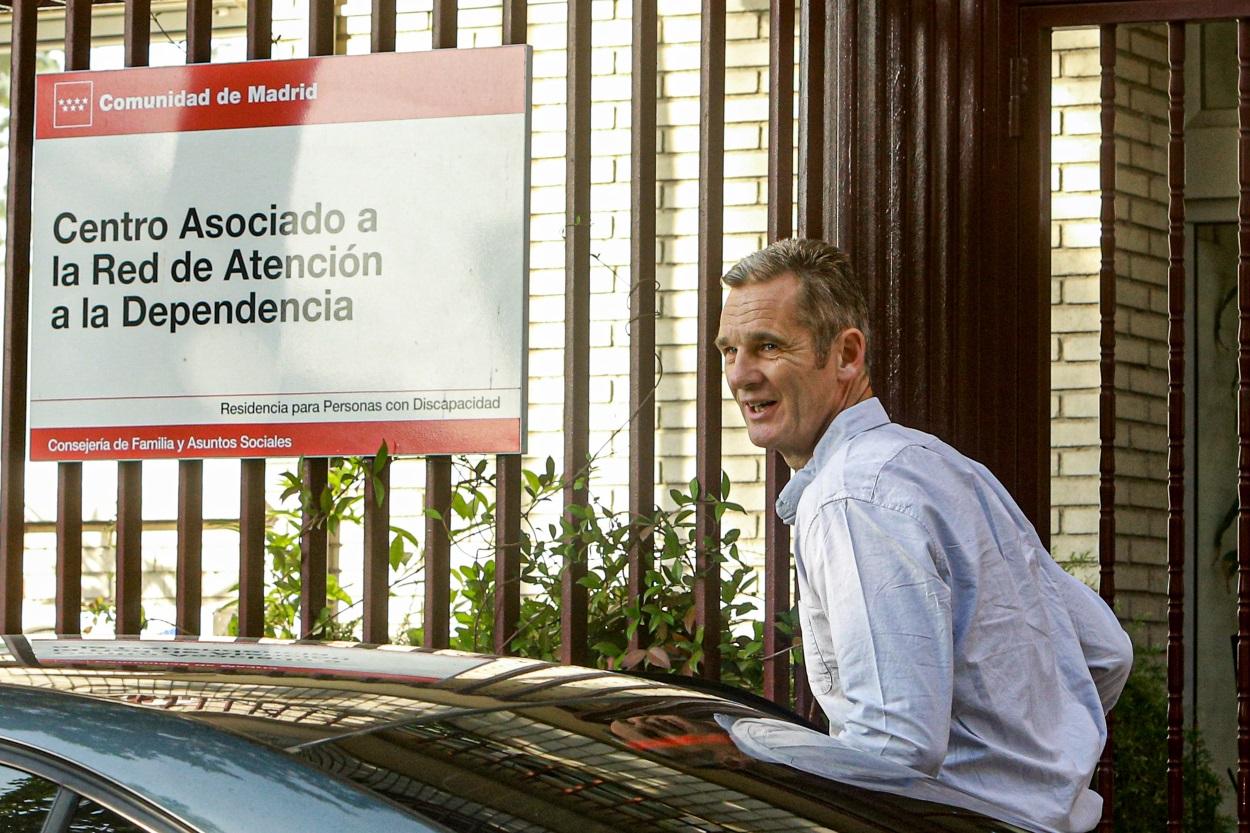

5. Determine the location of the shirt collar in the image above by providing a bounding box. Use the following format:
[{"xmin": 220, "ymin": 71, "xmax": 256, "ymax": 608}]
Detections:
[{"xmin": 774, "ymin": 397, "xmax": 890, "ymax": 525}]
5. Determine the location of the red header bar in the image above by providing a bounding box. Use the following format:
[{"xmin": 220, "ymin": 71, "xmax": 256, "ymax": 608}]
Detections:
[
  {"xmin": 31, "ymin": 418, "xmax": 522, "ymax": 461},
  {"xmin": 36, "ymin": 47, "xmax": 529, "ymax": 139}
]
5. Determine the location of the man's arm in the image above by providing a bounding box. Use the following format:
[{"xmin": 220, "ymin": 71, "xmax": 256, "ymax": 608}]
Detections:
[
  {"xmin": 804, "ymin": 498, "xmax": 953, "ymax": 776},
  {"xmin": 1043, "ymin": 557, "xmax": 1134, "ymax": 713}
]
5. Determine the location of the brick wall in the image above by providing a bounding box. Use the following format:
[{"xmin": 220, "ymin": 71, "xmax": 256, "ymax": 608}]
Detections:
[
  {"xmin": 1049, "ymin": 23, "xmax": 1170, "ymax": 646},
  {"xmin": 1049, "ymin": 25, "xmax": 1103, "ymax": 579}
]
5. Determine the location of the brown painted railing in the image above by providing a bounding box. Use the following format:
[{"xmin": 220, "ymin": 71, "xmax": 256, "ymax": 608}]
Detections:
[
  {"xmin": 1166, "ymin": 20, "xmax": 1186, "ymax": 832},
  {"xmin": 1239, "ymin": 18, "xmax": 1250, "ymax": 831},
  {"xmin": 1097, "ymin": 23, "xmax": 1117, "ymax": 833},
  {"xmin": 0, "ymin": 0, "xmax": 843, "ymax": 711}
]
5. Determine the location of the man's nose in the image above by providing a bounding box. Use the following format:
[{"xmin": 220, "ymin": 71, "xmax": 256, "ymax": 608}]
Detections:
[{"xmin": 725, "ymin": 353, "xmax": 761, "ymax": 390}]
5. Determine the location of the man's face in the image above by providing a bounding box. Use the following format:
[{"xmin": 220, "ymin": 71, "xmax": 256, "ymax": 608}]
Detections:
[{"xmin": 717, "ymin": 273, "xmax": 845, "ymax": 468}]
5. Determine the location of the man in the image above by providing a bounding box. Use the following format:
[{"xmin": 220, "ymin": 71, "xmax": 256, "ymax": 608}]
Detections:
[{"xmin": 716, "ymin": 239, "xmax": 1133, "ymax": 833}]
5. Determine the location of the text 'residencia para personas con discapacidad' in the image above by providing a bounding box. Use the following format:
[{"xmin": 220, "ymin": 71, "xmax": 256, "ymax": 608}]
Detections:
[{"xmin": 43, "ymin": 202, "xmax": 382, "ymax": 334}]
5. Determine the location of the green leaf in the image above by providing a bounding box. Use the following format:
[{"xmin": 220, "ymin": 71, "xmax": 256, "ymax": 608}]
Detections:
[{"xmin": 389, "ymin": 536, "xmax": 408, "ymax": 570}]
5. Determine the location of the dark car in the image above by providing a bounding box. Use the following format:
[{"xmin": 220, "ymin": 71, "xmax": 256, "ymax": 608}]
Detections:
[{"xmin": 0, "ymin": 637, "xmax": 1028, "ymax": 833}]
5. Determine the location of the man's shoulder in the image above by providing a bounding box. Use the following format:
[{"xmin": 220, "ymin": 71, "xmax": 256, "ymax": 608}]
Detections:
[{"xmin": 805, "ymin": 420, "xmax": 982, "ymax": 511}]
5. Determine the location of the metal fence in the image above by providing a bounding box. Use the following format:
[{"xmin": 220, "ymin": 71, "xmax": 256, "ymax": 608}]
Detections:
[{"xmin": 0, "ymin": 0, "xmax": 817, "ymax": 697}]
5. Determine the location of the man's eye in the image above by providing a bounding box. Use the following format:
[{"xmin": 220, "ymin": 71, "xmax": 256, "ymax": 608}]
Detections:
[
  {"xmin": 723, "ymin": 346, "xmax": 737, "ymax": 357},
  {"xmin": 761, "ymin": 343, "xmax": 778, "ymax": 352}
]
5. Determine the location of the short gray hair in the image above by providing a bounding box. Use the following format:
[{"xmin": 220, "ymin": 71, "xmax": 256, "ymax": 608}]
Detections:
[{"xmin": 722, "ymin": 238, "xmax": 869, "ymax": 366}]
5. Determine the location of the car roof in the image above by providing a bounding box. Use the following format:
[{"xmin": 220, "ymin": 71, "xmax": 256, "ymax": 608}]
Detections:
[{"xmin": 0, "ymin": 637, "xmax": 1027, "ymax": 833}]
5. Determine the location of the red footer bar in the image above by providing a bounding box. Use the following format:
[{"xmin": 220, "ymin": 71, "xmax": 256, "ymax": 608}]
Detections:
[{"xmin": 30, "ymin": 419, "xmax": 522, "ymax": 461}]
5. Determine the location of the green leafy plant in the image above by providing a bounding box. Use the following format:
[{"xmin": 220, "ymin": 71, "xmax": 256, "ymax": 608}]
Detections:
[
  {"xmin": 219, "ymin": 446, "xmax": 419, "ymax": 640},
  {"xmin": 401, "ymin": 455, "xmax": 790, "ymax": 691},
  {"xmin": 1110, "ymin": 651, "xmax": 1233, "ymax": 833},
  {"xmin": 80, "ymin": 596, "xmax": 147, "ymax": 636},
  {"xmin": 1056, "ymin": 555, "xmax": 1233, "ymax": 832},
  {"xmin": 212, "ymin": 445, "xmax": 793, "ymax": 694}
]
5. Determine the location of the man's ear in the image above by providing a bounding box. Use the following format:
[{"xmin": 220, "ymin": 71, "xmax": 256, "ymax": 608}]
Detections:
[{"xmin": 835, "ymin": 328, "xmax": 867, "ymax": 375}]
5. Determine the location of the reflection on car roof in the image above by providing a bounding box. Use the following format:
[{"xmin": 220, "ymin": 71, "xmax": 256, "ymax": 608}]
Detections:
[{"xmin": 0, "ymin": 637, "xmax": 1027, "ymax": 833}]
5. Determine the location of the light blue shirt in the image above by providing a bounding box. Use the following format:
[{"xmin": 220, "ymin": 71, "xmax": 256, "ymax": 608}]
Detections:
[{"xmin": 776, "ymin": 398, "xmax": 1133, "ymax": 833}]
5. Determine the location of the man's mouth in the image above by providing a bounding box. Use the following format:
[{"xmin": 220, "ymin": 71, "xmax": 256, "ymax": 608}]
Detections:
[{"xmin": 743, "ymin": 400, "xmax": 777, "ymax": 417}]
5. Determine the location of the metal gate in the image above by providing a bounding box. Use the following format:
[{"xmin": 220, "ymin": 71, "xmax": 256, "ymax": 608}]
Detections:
[
  {"xmin": 0, "ymin": 0, "xmax": 821, "ymax": 703},
  {"xmin": 1016, "ymin": 1, "xmax": 1250, "ymax": 829}
]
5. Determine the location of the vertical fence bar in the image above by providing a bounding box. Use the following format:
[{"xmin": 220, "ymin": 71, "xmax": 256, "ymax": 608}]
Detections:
[
  {"xmin": 238, "ymin": 0, "xmax": 273, "ymax": 644},
  {"xmin": 927, "ymin": 0, "xmax": 955, "ymax": 440},
  {"xmin": 1096, "ymin": 23, "xmax": 1117, "ymax": 833},
  {"xmin": 423, "ymin": 455, "xmax": 451, "ymax": 648},
  {"xmin": 768, "ymin": 1, "xmax": 794, "ymax": 244},
  {"xmin": 829, "ymin": 0, "xmax": 854, "ymax": 251},
  {"xmin": 187, "ymin": 0, "xmax": 212, "ymax": 61},
  {"xmin": 125, "ymin": 0, "xmax": 151, "ymax": 67},
  {"xmin": 55, "ymin": 466, "xmax": 81, "ymax": 635},
  {"xmin": 363, "ymin": 459, "xmax": 390, "ymax": 643},
  {"xmin": 496, "ymin": 7, "xmax": 526, "ymax": 652},
  {"xmin": 174, "ymin": 0, "xmax": 213, "ymax": 638},
  {"xmin": 300, "ymin": 457, "xmax": 328, "ymax": 636},
  {"xmin": 116, "ymin": 464, "xmax": 143, "ymax": 634},
  {"xmin": 54, "ymin": 0, "xmax": 93, "ymax": 637},
  {"xmin": 763, "ymin": 0, "xmax": 795, "ymax": 705},
  {"xmin": 495, "ymin": 454, "xmax": 521, "ymax": 654},
  {"xmin": 66, "ymin": 0, "xmax": 92, "ymax": 69},
  {"xmin": 562, "ymin": 0, "xmax": 592, "ymax": 667},
  {"xmin": 695, "ymin": 0, "xmax": 726, "ymax": 682},
  {"xmin": 502, "ymin": 0, "xmax": 526, "ymax": 47},
  {"xmin": 433, "ymin": 0, "xmax": 457, "ymax": 49},
  {"xmin": 248, "ymin": 0, "xmax": 273, "ymax": 60},
  {"xmin": 1238, "ymin": 21, "xmax": 1250, "ymax": 832},
  {"xmin": 629, "ymin": 0, "xmax": 657, "ymax": 653},
  {"xmin": 298, "ymin": 0, "xmax": 335, "ymax": 638},
  {"xmin": 793, "ymin": 0, "xmax": 825, "ymax": 721},
  {"xmin": 420, "ymin": 0, "xmax": 458, "ymax": 651},
  {"xmin": 176, "ymin": 462, "xmax": 204, "ymax": 635},
  {"xmin": 357, "ymin": 0, "xmax": 398, "ymax": 645},
  {"xmin": 1166, "ymin": 21, "xmax": 1186, "ymax": 833},
  {"xmin": 902, "ymin": 0, "xmax": 928, "ymax": 425},
  {"xmin": 0, "ymin": 0, "xmax": 35, "ymax": 634},
  {"xmin": 114, "ymin": 0, "xmax": 152, "ymax": 637},
  {"xmin": 797, "ymin": 0, "xmax": 824, "ymax": 241},
  {"xmin": 371, "ymin": 0, "xmax": 395, "ymax": 53},
  {"xmin": 494, "ymin": 0, "xmax": 527, "ymax": 657},
  {"xmin": 238, "ymin": 460, "xmax": 266, "ymax": 636},
  {"xmin": 309, "ymin": 0, "xmax": 335, "ymax": 57}
]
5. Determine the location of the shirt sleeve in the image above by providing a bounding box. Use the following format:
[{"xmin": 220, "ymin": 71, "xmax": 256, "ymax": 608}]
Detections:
[
  {"xmin": 1043, "ymin": 557, "xmax": 1134, "ymax": 713},
  {"xmin": 803, "ymin": 498, "xmax": 953, "ymax": 776}
]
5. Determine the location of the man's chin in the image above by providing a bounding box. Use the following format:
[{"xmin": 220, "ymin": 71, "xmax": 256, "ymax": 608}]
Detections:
[{"xmin": 745, "ymin": 427, "xmax": 776, "ymax": 451}]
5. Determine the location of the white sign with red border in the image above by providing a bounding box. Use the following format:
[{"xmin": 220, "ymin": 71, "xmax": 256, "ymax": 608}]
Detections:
[{"xmin": 29, "ymin": 48, "xmax": 530, "ymax": 461}]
